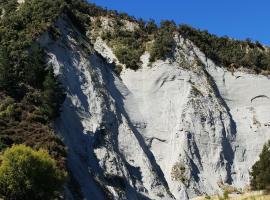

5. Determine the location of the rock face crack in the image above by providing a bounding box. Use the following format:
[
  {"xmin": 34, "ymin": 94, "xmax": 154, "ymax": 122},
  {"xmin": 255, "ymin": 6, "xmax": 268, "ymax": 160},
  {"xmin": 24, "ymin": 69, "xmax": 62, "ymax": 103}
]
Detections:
[
  {"xmin": 235, "ymin": 75, "xmax": 242, "ymax": 79},
  {"xmin": 147, "ymin": 137, "xmax": 167, "ymax": 148},
  {"xmin": 251, "ymin": 95, "xmax": 270, "ymax": 102}
]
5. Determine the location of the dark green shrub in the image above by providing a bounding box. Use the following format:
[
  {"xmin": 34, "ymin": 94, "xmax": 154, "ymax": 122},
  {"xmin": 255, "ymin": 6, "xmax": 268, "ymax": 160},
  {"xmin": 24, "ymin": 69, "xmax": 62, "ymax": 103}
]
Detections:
[
  {"xmin": 102, "ymin": 28, "xmax": 147, "ymax": 70},
  {"xmin": 0, "ymin": 138, "xmax": 8, "ymax": 152},
  {"xmin": 22, "ymin": 47, "xmax": 47, "ymax": 89},
  {"xmin": 145, "ymin": 19, "xmax": 158, "ymax": 34},
  {"xmin": 0, "ymin": 0, "xmax": 18, "ymax": 15},
  {"xmin": 0, "ymin": 46, "xmax": 17, "ymax": 95},
  {"xmin": 149, "ymin": 20, "xmax": 176, "ymax": 62},
  {"xmin": 114, "ymin": 64, "xmax": 123, "ymax": 75},
  {"xmin": 40, "ymin": 66, "xmax": 65, "ymax": 121},
  {"xmin": 250, "ymin": 141, "xmax": 270, "ymax": 190},
  {"xmin": 114, "ymin": 45, "xmax": 142, "ymax": 70}
]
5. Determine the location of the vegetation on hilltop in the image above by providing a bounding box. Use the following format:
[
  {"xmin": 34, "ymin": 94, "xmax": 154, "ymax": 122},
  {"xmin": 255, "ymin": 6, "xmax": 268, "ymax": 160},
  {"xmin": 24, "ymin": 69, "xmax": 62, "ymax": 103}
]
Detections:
[
  {"xmin": 149, "ymin": 20, "xmax": 177, "ymax": 62},
  {"xmin": 90, "ymin": 13, "xmax": 270, "ymax": 74},
  {"xmin": 179, "ymin": 25, "xmax": 270, "ymax": 74},
  {"xmin": 98, "ymin": 18, "xmax": 176, "ymax": 70},
  {"xmin": 100, "ymin": 19, "xmax": 148, "ymax": 70}
]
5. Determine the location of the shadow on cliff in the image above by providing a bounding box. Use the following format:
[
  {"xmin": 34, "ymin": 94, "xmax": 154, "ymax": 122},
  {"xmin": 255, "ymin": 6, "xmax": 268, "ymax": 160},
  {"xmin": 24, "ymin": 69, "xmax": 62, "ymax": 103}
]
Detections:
[{"xmin": 92, "ymin": 53, "xmax": 174, "ymax": 198}]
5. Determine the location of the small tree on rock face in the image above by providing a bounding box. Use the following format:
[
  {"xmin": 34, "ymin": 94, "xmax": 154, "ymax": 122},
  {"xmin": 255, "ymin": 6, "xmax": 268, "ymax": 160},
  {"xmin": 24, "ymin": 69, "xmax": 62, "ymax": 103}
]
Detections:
[
  {"xmin": 250, "ymin": 141, "xmax": 270, "ymax": 191},
  {"xmin": 0, "ymin": 145, "xmax": 66, "ymax": 200},
  {"xmin": 40, "ymin": 66, "xmax": 65, "ymax": 121}
]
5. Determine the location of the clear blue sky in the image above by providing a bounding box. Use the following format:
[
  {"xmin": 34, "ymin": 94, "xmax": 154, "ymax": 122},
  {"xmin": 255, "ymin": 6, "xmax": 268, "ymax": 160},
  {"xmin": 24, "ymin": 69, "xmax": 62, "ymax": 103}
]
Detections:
[{"xmin": 88, "ymin": 0, "xmax": 269, "ymax": 46}]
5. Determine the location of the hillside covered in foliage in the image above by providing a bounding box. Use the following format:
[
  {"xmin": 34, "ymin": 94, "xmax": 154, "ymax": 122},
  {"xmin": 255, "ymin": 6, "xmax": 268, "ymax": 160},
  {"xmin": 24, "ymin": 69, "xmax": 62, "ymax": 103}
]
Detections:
[
  {"xmin": 0, "ymin": 0, "xmax": 68, "ymax": 167},
  {"xmin": 179, "ymin": 25, "xmax": 270, "ymax": 74}
]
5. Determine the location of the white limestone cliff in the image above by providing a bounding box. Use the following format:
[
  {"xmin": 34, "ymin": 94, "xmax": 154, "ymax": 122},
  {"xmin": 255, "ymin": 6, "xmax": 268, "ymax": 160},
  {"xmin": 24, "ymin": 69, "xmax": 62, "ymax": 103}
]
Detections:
[{"xmin": 40, "ymin": 16, "xmax": 270, "ymax": 199}]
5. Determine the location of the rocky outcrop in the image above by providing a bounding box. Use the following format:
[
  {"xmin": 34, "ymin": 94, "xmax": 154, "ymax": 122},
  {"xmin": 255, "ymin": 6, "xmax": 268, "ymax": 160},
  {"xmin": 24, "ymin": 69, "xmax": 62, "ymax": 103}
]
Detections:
[{"xmin": 41, "ymin": 16, "xmax": 270, "ymax": 199}]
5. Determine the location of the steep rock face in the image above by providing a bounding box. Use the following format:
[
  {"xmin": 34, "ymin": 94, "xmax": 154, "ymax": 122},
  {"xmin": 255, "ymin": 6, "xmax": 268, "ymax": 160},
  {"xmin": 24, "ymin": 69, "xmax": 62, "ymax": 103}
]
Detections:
[
  {"xmin": 41, "ymin": 16, "xmax": 173, "ymax": 200},
  {"xmin": 194, "ymin": 46, "xmax": 270, "ymax": 188},
  {"xmin": 41, "ymin": 16, "xmax": 270, "ymax": 199}
]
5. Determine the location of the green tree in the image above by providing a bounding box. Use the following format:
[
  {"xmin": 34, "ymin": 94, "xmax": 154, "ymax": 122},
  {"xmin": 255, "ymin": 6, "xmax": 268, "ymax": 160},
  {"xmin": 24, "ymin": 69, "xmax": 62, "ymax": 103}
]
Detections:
[
  {"xmin": 0, "ymin": 46, "xmax": 16, "ymax": 94},
  {"xmin": 250, "ymin": 141, "xmax": 270, "ymax": 191},
  {"xmin": 0, "ymin": 138, "xmax": 8, "ymax": 152},
  {"xmin": 40, "ymin": 66, "xmax": 65, "ymax": 121},
  {"xmin": 145, "ymin": 19, "xmax": 158, "ymax": 34},
  {"xmin": 150, "ymin": 21, "xmax": 176, "ymax": 62},
  {"xmin": 0, "ymin": 145, "xmax": 66, "ymax": 200},
  {"xmin": 23, "ymin": 47, "xmax": 47, "ymax": 89}
]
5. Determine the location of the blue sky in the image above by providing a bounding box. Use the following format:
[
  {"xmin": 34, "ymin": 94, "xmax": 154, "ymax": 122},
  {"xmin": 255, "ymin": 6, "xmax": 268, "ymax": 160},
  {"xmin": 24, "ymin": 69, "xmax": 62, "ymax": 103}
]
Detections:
[{"xmin": 88, "ymin": 0, "xmax": 269, "ymax": 46}]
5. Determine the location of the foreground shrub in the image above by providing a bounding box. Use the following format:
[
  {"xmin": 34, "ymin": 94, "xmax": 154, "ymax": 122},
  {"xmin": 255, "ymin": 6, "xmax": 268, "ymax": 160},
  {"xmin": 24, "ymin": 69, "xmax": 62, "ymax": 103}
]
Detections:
[
  {"xmin": 0, "ymin": 145, "xmax": 66, "ymax": 200},
  {"xmin": 250, "ymin": 141, "xmax": 270, "ymax": 191}
]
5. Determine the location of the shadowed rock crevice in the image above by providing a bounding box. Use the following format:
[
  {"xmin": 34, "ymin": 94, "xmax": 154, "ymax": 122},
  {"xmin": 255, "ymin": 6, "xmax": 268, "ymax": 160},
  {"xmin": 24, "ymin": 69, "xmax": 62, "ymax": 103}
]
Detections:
[{"xmin": 251, "ymin": 95, "xmax": 270, "ymax": 102}]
